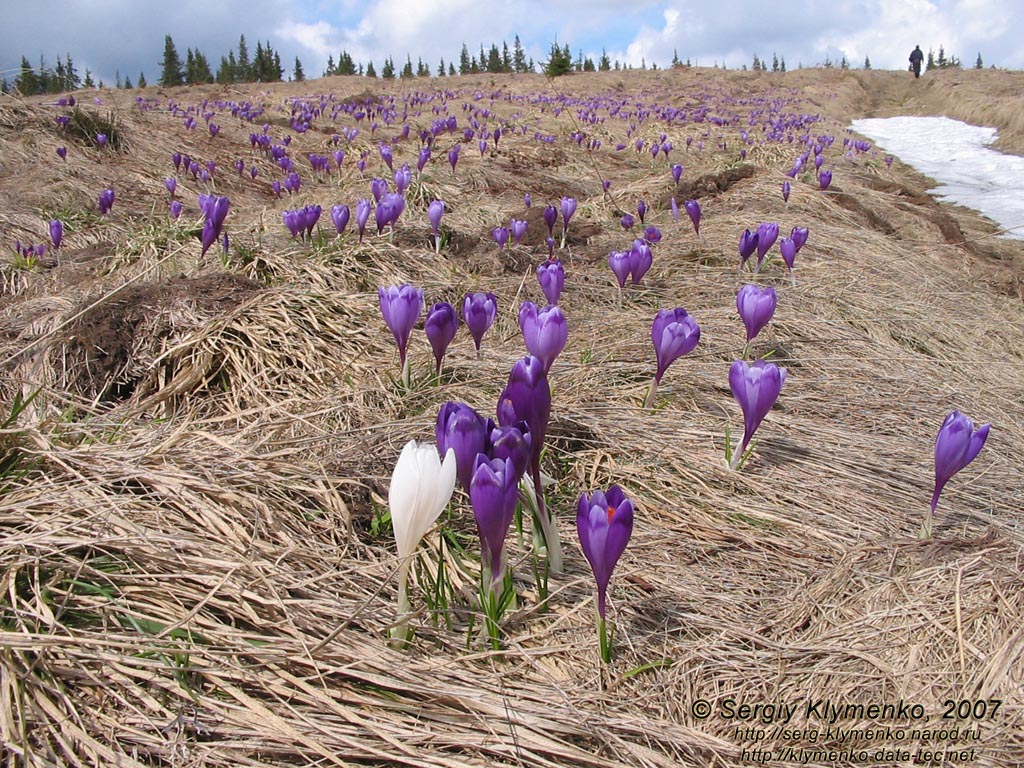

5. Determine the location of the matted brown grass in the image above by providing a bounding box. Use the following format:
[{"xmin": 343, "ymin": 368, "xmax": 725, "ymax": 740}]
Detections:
[{"xmin": 1, "ymin": 67, "xmax": 1022, "ymax": 767}]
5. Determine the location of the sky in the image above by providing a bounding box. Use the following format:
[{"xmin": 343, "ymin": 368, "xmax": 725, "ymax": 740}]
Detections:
[
  {"xmin": 853, "ymin": 116, "xmax": 1024, "ymax": 239},
  {"xmin": 0, "ymin": 0, "xmax": 1020, "ymax": 88}
]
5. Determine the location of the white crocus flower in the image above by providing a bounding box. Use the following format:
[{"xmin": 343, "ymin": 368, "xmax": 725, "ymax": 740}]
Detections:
[{"xmin": 389, "ymin": 440, "xmax": 457, "ymax": 646}]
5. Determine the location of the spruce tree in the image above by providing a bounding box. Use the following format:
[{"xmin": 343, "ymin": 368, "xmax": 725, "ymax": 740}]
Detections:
[
  {"xmin": 438, "ymin": 58, "xmax": 446, "ymax": 77},
  {"xmin": 123, "ymin": 75, "xmax": 133, "ymax": 89},
  {"xmin": 487, "ymin": 44, "xmax": 502, "ymax": 73},
  {"xmin": 512, "ymin": 35, "xmax": 527, "ymax": 73},
  {"xmin": 138, "ymin": 72, "xmax": 147, "ymax": 87},
  {"xmin": 501, "ymin": 41, "xmax": 511, "ymax": 72},
  {"xmin": 417, "ymin": 58, "xmax": 429, "ymax": 76},
  {"xmin": 599, "ymin": 49, "xmax": 611, "ymax": 71},
  {"xmin": 926, "ymin": 49, "xmax": 935, "ymax": 70},
  {"xmin": 83, "ymin": 69, "xmax": 95, "ymax": 88},
  {"xmin": 448, "ymin": 62, "xmax": 456, "ymax": 76},
  {"xmin": 401, "ymin": 55, "xmax": 413, "ymax": 78},
  {"xmin": 864, "ymin": 56, "xmax": 871, "ymax": 69},
  {"xmin": 975, "ymin": 52, "xmax": 983, "ymax": 69},
  {"xmin": 459, "ymin": 44, "xmax": 471, "ymax": 74},
  {"xmin": 544, "ymin": 43, "xmax": 572, "ymax": 77},
  {"xmin": 366, "ymin": 61, "xmax": 377, "ymax": 78},
  {"xmin": 772, "ymin": 53, "xmax": 780, "ymax": 71},
  {"xmin": 160, "ymin": 35, "xmax": 184, "ymax": 86},
  {"xmin": 381, "ymin": 57, "xmax": 395, "ymax": 79},
  {"xmin": 16, "ymin": 56, "xmax": 38, "ymax": 95},
  {"xmin": 237, "ymin": 35, "xmax": 251, "ymax": 80},
  {"xmin": 293, "ymin": 57, "xmax": 305, "ymax": 81}
]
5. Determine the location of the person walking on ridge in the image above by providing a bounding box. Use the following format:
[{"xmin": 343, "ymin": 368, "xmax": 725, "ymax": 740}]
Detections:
[{"xmin": 909, "ymin": 45, "xmax": 924, "ymax": 78}]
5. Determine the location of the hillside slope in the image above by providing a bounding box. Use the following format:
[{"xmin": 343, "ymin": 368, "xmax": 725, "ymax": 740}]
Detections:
[{"xmin": 1, "ymin": 68, "xmax": 1022, "ymax": 767}]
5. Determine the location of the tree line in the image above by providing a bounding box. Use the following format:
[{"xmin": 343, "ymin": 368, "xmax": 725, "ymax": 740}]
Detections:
[{"xmin": 0, "ymin": 34, "xmax": 991, "ymax": 95}]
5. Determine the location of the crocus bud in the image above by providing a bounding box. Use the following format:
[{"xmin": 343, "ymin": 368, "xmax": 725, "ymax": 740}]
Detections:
[
  {"xmin": 355, "ymin": 199, "xmax": 371, "ymax": 241},
  {"xmin": 628, "ymin": 239, "xmax": 652, "ymax": 284},
  {"xmin": 428, "ymin": 200, "xmax": 445, "ymax": 237},
  {"xmin": 819, "ymin": 170, "xmax": 832, "ymax": 190},
  {"xmin": 609, "ymin": 250, "xmax": 631, "ymax": 289},
  {"xmin": 98, "ymin": 188, "xmax": 115, "ymax": 215},
  {"xmin": 930, "ymin": 411, "xmax": 990, "ymax": 517},
  {"xmin": 436, "ymin": 402, "xmax": 491, "ymax": 491},
  {"xmin": 729, "ymin": 359, "xmax": 787, "ymax": 470},
  {"xmin": 463, "ymin": 292, "xmax": 498, "ymax": 353},
  {"xmin": 536, "ymin": 258, "xmax": 564, "ymax": 306},
  {"xmin": 49, "ymin": 220, "xmax": 63, "ymax": 249},
  {"xmin": 736, "ymin": 285, "xmax": 777, "ymax": 343},
  {"xmin": 684, "ymin": 199, "xmax": 701, "ymax": 237},
  {"xmin": 755, "ymin": 222, "xmax": 779, "ymax": 270},
  {"xmin": 57, "ymin": 146, "xmax": 67, "ymax": 161},
  {"xmin": 620, "ymin": 214, "xmax": 635, "ymax": 231},
  {"xmin": 492, "ymin": 226, "xmax": 510, "ymax": 250},
  {"xmin": 425, "ymin": 302, "xmax": 459, "ymax": 375},
  {"xmin": 577, "ymin": 485, "xmax": 634, "ymax": 621},
  {"xmin": 169, "ymin": 200, "xmax": 183, "ymax": 219},
  {"xmin": 671, "ymin": 163, "xmax": 683, "ymax": 185},
  {"xmin": 378, "ymin": 284, "xmax": 424, "ymax": 370},
  {"xmin": 636, "ymin": 200, "xmax": 647, "ymax": 224},
  {"xmin": 331, "ymin": 204, "xmax": 350, "ymax": 235},
  {"xmin": 782, "ymin": 181, "xmax": 791, "ymax": 203},
  {"xmin": 543, "ymin": 205, "xmax": 558, "ymax": 237}
]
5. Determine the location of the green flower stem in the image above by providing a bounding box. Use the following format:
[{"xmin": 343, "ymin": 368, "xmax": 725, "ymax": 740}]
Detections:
[{"xmin": 597, "ymin": 611, "xmax": 611, "ymax": 664}]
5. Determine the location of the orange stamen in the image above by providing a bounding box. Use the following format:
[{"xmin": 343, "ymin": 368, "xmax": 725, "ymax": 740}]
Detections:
[{"xmin": 607, "ymin": 506, "xmax": 615, "ymax": 523}]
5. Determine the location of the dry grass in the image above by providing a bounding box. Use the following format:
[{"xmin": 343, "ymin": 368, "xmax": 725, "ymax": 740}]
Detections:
[{"xmin": 1, "ymin": 68, "xmax": 1023, "ymax": 767}]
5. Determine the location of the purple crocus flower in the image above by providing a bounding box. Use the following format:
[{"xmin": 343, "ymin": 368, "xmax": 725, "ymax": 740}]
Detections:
[
  {"xmin": 519, "ymin": 302, "xmax": 568, "ymax": 373},
  {"xmin": 489, "ymin": 422, "xmax": 531, "ymax": 483},
  {"xmin": 169, "ymin": 200, "xmax": 183, "ymax": 219},
  {"xmin": 791, "ymin": 226, "xmax": 809, "ymax": 251},
  {"xmin": 57, "ymin": 146, "xmax": 67, "ymax": 161},
  {"xmin": 331, "ymin": 204, "xmax": 350, "ymax": 236},
  {"xmin": 609, "ymin": 250, "xmax": 631, "ymax": 291},
  {"xmin": 448, "ymin": 144, "xmax": 460, "ymax": 174},
  {"xmin": 492, "ymin": 226, "xmax": 510, "ymax": 249},
  {"xmin": 628, "ymin": 239, "xmax": 652, "ymax": 285},
  {"xmin": 164, "ymin": 178, "xmax": 177, "ymax": 197},
  {"xmin": 437, "ymin": 402, "xmax": 491, "ymax": 491},
  {"xmin": 271, "ymin": 181, "xmax": 283, "ymax": 199},
  {"xmin": 779, "ymin": 238, "xmax": 798, "ymax": 284},
  {"xmin": 736, "ymin": 285, "xmax": 777, "ymax": 349},
  {"xmin": 417, "ymin": 146, "xmax": 430, "ymax": 173},
  {"xmin": 470, "ymin": 455, "xmax": 520, "ymax": 589},
  {"xmin": 371, "ymin": 177, "xmax": 388, "ymax": 203},
  {"xmin": 510, "ymin": 219, "xmax": 528, "ymax": 246},
  {"xmin": 672, "ymin": 163, "xmax": 683, "ymax": 185},
  {"xmin": 96, "ymin": 133, "xmax": 108, "ymax": 148},
  {"xmin": 636, "ymin": 200, "xmax": 647, "ymax": 224},
  {"xmin": 428, "ymin": 200, "xmax": 445, "ymax": 251},
  {"xmin": 782, "ymin": 181, "xmax": 791, "ymax": 203},
  {"xmin": 684, "ymin": 199, "xmax": 701, "ymax": 237},
  {"xmin": 643, "ymin": 226, "xmax": 662, "ymax": 244},
  {"xmin": 355, "ymin": 199, "xmax": 372, "ymax": 242},
  {"xmin": 376, "ymin": 193, "xmax": 405, "ymax": 234},
  {"xmin": 524, "ymin": 193, "xmax": 532, "ymax": 208},
  {"xmin": 49, "ymin": 220, "xmax": 63, "ymax": 249},
  {"xmin": 198, "ymin": 194, "xmax": 230, "ymax": 256},
  {"xmin": 925, "ymin": 411, "xmax": 990, "ymax": 538},
  {"xmin": 425, "ymin": 302, "xmax": 459, "ymax": 376},
  {"xmin": 620, "ymin": 214, "xmax": 635, "ymax": 231},
  {"xmin": 739, "ymin": 229, "xmax": 759, "ymax": 271},
  {"xmin": 463, "ymin": 292, "xmax": 498, "ymax": 354},
  {"xmin": 379, "ymin": 143, "xmax": 394, "ymax": 171},
  {"xmin": 543, "ymin": 205, "xmax": 558, "ymax": 238},
  {"xmin": 670, "ymin": 197, "xmax": 680, "ymax": 223},
  {"xmin": 497, "ymin": 355, "xmax": 559, "ymax": 570},
  {"xmin": 728, "ymin": 359, "xmax": 787, "ymax": 470},
  {"xmin": 378, "ymin": 284, "xmax": 424, "ymax": 380},
  {"xmin": 646, "ymin": 307, "xmax": 700, "ymax": 407},
  {"xmin": 819, "ymin": 170, "xmax": 833, "ymax": 190},
  {"xmin": 577, "ymin": 484, "xmax": 634, "ymax": 631},
  {"xmin": 394, "ymin": 164, "xmax": 412, "ymax": 194},
  {"xmin": 560, "ymin": 197, "xmax": 577, "ymax": 245},
  {"xmin": 536, "ymin": 258, "xmax": 564, "ymax": 305},
  {"xmin": 755, "ymin": 222, "xmax": 779, "ymax": 271},
  {"xmin": 98, "ymin": 188, "xmax": 115, "ymax": 216}
]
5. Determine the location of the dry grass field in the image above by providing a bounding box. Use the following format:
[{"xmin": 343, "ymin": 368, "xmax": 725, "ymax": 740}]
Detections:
[{"xmin": 1, "ymin": 66, "xmax": 1022, "ymax": 767}]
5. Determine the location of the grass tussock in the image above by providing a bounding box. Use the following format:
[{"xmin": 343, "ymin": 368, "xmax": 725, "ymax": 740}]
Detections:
[{"xmin": 1, "ymin": 68, "xmax": 1023, "ymax": 767}]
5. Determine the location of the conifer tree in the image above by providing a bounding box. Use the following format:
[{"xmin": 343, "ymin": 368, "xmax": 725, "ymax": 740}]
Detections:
[
  {"xmin": 159, "ymin": 35, "xmax": 185, "ymax": 86},
  {"xmin": 459, "ymin": 44, "xmax": 471, "ymax": 74},
  {"xmin": 544, "ymin": 43, "xmax": 573, "ymax": 77},
  {"xmin": 512, "ymin": 35, "xmax": 527, "ymax": 73},
  {"xmin": 417, "ymin": 58, "xmax": 429, "ymax": 76},
  {"xmin": 448, "ymin": 62, "xmax": 455, "ymax": 76},
  {"xmin": 864, "ymin": 56, "xmax": 871, "ymax": 69},
  {"xmin": 293, "ymin": 57, "xmax": 305, "ymax": 81},
  {"xmin": 123, "ymin": 74, "xmax": 133, "ymax": 89},
  {"xmin": 438, "ymin": 58, "xmax": 446, "ymax": 77},
  {"xmin": 975, "ymin": 52, "xmax": 983, "ymax": 69},
  {"xmin": 401, "ymin": 55, "xmax": 413, "ymax": 78},
  {"xmin": 15, "ymin": 56, "xmax": 38, "ymax": 95},
  {"xmin": 366, "ymin": 61, "xmax": 377, "ymax": 77},
  {"xmin": 237, "ymin": 35, "xmax": 251, "ymax": 79},
  {"xmin": 599, "ymin": 49, "xmax": 611, "ymax": 71},
  {"xmin": 382, "ymin": 57, "xmax": 395, "ymax": 79},
  {"xmin": 138, "ymin": 72, "xmax": 147, "ymax": 87},
  {"xmin": 83, "ymin": 69, "xmax": 95, "ymax": 88}
]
